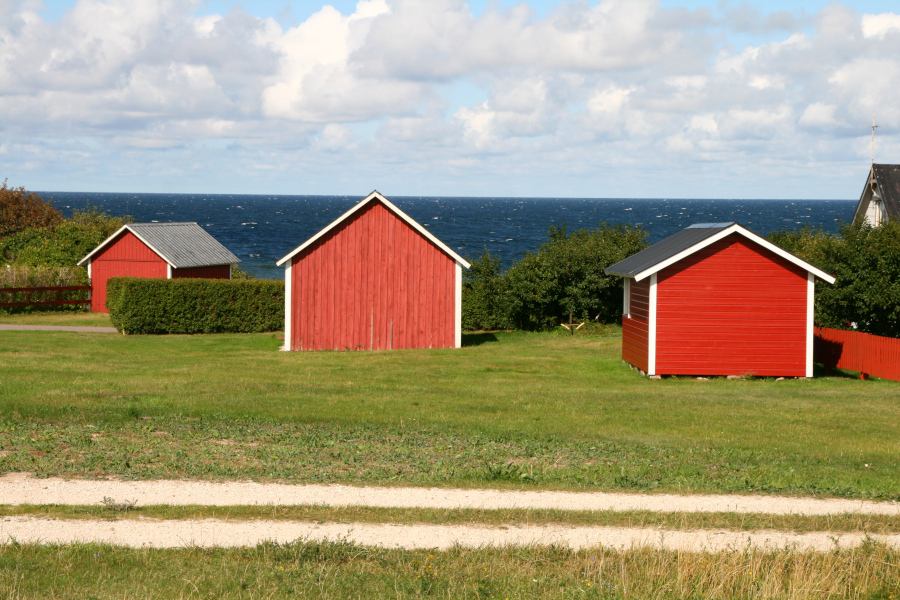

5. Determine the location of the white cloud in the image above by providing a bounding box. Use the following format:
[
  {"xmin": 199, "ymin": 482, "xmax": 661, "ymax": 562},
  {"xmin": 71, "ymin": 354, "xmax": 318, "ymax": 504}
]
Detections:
[
  {"xmin": 799, "ymin": 103, "xmax": 839, "ymax": 128},
  {"xmin": 861, "ymin": 13, "xmax": 900, "ymax": 39},
  {"xmin": 2, "ymin": 0, "xmax": 900, "ymax": 197}
]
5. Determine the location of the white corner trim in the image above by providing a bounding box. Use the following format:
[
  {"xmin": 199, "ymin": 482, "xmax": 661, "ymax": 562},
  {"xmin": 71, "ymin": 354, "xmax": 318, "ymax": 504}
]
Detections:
[
  {"xmin": 284, "ymin": 260, "xmax": 293, "ymax": 351},
  {"xmin": 86, "ymin": 260, "xmax": 91, "ymax": 281},
  {"xmin": 166, "ymin": 264, "xmax": 172, "ymax": 279},
  {"xmin": 229, "ymin": 264, "xmax": 233, "ymax": 280},
  {"xmin": 623, "ymin": 277, "xmax": 631, "ymax": 317},
  {"xmin": 633, "ymin": 224, "xmax": 836, "ymax": 285},
  {"xmin": 648, "ymin": 273, "xmax": 658, "ymax": 376},
  {"xmin": 806, "ymin": 272, "xmax": 815, "ymax": 378},
  {"xmin": 455, "ymin": 261, "xmax": 463, "ymax": 348},
  {"xmin": 275, "ymin": 191, "xmax": 471, "ymax": 269}
]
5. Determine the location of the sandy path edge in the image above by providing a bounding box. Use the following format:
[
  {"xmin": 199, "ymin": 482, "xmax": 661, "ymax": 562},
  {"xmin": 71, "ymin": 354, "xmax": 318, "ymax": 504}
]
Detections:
[
  {"xmin": 1, "ymin": 516, "xmax": 896, "ymax": 552},
  {"xmin": 2, "ymin": 473, "xmax": 898, "ymax": 516}
]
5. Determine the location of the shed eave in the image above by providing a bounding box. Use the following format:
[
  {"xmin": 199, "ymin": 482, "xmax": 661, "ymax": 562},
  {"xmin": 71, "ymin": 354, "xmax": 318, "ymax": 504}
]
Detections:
[
  {"xmin": 276, "ymin": 190, "xmax": 471, "ymax": 269},
  {"xmin": 629, "ymin": 224, "xmax": 835, "ymax": 284},
  {"xmin": 78, "ymin": 223, "xmax": 241, "ymax": 269}
]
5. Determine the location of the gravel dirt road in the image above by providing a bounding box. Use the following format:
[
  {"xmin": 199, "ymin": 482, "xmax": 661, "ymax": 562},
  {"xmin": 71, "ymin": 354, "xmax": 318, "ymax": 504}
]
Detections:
[
  {"xmin": 3, "ymin": 516, "xmax": 897, "ymax": 552},
  {"xmin": 4, "ymin": 473, "xmax": 896, "ymax": 552},
  {"xmin": 2, "ymin": 473, "xmax": 897, "ymax": 516}
]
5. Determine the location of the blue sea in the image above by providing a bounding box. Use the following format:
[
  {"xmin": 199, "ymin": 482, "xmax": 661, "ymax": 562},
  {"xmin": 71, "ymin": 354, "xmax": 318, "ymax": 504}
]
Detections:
[{"xmin": 40, "ymin": 192, "xmax": 856, "ymax": 280}]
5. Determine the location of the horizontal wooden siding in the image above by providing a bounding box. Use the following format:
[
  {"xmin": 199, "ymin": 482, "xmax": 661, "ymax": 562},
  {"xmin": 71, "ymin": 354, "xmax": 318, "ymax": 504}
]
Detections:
[
  {"xmin": 172, "ymin": 265, "xmax": 231, "ymax": 279},
  {"xmin": 655, "ymin": 235, "xmax": 808, "ymax": 377},
  {"xmin": 622, "ymin": 278, "xmax": 649, "ymax": 372}
]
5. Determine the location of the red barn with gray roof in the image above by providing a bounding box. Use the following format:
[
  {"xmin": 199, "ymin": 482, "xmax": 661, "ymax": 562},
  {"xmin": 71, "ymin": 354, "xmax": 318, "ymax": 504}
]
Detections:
[
  {"xmin": 604, "ymin": 223, "xmax": 835, "ymax": 378},
  {"xmin": 276, "ymin": 191, "xmax": 470, "ymax": 351},
  {"xmin": 78, "ymin": 222, "xmax": 240, "ymax": 313}
]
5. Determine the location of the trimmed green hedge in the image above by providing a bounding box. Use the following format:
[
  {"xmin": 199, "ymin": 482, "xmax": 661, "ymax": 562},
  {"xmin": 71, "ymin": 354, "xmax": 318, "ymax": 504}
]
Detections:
[{"xmin": 106, "ymin": 277, "xmax": 284, "ymax": 334}]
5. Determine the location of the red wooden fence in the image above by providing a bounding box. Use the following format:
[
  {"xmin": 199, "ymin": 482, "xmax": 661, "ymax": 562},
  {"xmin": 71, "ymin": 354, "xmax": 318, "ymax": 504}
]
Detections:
[
  {"xmin": 0, "ymin": 286, "xmax": 91, "ymax": 307},
  {"xmin": 814, "ymin": 326, "xmax": 900, "ymax": 382}
]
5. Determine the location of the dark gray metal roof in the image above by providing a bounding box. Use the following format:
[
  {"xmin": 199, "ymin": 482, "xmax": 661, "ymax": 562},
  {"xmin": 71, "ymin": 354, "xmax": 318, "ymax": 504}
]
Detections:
[
  {"xmin": 128, "ymin": 222, "xmax": 240, "ymax": 268},
  {"xmin": 604, "ymin": 223, "xmax": 735, "ymax": 277},
  {"xmin": 872, "ymin": 164, "xmax": 900, "ymax": 218}
]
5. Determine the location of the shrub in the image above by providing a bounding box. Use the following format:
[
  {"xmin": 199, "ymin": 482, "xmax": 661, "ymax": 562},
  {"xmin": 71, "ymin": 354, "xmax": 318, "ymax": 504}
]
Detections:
[
  {"xmin": 0, "ymin": 180, "xmax": 62, "ymax": 238},
  {"xmin": 462, "ymin": 223, "xmax": 648, "ymax": 332},
  {"xmin": 767, "ymin": 221, "xmax": 900, "ymax": 337},
  {"xmin": 462, "ymin": 250, "xmax": 511, "ymax": 331},
  {"xmin": 0, "ymin": 265, "xmax": 89, "ymax": 314},
  {"xmin": 231, "ymin": 264, "xmax": 254, "ymax": 280},
  {"xmin": 504, "ymin": 223, "xmax": 648, "ymax": 330},
  {"xmin": 106, "ymin": 277, "xmax": 283, "ymax": 334},
  {"xmin": 1, "ymin": 207, "xmax": 130, "ymax": 267}
]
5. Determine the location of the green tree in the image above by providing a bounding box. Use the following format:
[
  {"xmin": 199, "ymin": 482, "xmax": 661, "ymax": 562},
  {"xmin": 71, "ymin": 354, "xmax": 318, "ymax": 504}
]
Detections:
[
  {"xmin": 0, "ymin": 180, "xmax": 62, "ymax": 238},
  {"xmin": 767, "ymin": 221, "xmax": 900, "ymax": 337},
  {"xmin": 462, "ymin": 250, "xmax": 510, "ymax": 331},
  {"xmin": 1, "ymin": 207, "xmax": 131, "ymax": 267},
  {"xmin": 504, "ymin": 223, "xmax": 648, "ymax": 330}
]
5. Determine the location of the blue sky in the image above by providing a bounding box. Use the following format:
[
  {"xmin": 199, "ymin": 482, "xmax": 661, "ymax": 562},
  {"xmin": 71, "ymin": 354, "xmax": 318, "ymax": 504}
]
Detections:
[{"xmin": 4, "ymin": 0, "xmax": 900, "ymax": 198}]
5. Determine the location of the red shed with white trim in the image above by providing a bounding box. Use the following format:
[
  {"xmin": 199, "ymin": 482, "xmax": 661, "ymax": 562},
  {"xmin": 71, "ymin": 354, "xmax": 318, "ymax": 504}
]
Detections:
[
  {"xmin": 604, "ymin": 223, "xmax": 836, "ymax": 378},
  {"xmin": 78, "ymin": 222, "xmax": 240, "ymax": 313},
  {"xmin": 276, "ymin": 191, "xmax": 471, "ymax": 351}
]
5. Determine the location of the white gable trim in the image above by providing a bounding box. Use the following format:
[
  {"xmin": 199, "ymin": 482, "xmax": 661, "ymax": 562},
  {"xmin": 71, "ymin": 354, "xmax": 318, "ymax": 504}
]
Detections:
[
  {"xmin": 276, "ymin": 191, "xmax": 472, "ymax": 269},
  {"xmin": 77, "ymin": 224, "xmax": 176, "ymax": 267},
  {"xmin": 632, "ymin": 224, "xmax": 836, "ymax": 284}
]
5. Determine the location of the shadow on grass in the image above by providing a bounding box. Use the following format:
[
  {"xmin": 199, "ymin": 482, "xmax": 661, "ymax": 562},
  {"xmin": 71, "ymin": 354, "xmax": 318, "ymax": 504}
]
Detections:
[
  {"xmin": 814, "ymin": 363, "xmax": 889, "ymax": 381},
  {"xmin": 462, "ymin": 332, "xmax": 500, "ymax": 347}
]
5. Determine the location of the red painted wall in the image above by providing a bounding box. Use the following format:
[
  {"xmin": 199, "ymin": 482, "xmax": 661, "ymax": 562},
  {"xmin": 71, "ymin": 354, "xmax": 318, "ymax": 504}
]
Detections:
[
  {"xmin": 290, "ymin": 201, "xmax": 456, "ymax": 351},
  {"xmin": 172, "ymin": 265, "xmax": 231, "ymax": 279},
  {"xmin": 90, "ymin": 231, "xmax": 168, "ymax": 312},
  {"xmin": 654, "ymin": 235, "xmax": 808, "ymax": 377},
  {"xmin": 622, "ymin": 278, "xmax": 650, "ymax": 372}
]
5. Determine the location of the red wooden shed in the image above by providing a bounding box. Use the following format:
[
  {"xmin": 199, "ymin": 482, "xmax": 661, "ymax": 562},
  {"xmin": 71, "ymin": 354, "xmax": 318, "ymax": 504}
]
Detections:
[
  {"xmin": 78, "ymin": 222, "xmax": 240, "ymax": 313},
  {"xmin": 276, "ymin": 191, "xmax": 471, "ymax": 351},
  {"xmin": 604, "ymin": 223, "xmax": 836, "ymax": 378}
]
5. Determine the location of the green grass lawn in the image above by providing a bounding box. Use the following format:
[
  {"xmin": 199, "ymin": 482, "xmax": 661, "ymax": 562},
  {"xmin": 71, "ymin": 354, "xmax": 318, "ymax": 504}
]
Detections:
[
  {"xmin": 1, "ymin": 539, "xmax": 897, "ymax": 599},
  {"xmin": 0, "ymin": 311, "xmax": 113, "ymax": 327},
  {"xmin": 1, "ymin": 329, "xmax": 899, "ymax": 497}
]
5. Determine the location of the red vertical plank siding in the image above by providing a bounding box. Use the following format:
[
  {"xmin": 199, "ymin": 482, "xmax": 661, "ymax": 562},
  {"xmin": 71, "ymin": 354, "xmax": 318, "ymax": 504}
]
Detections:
[
  {"xmin": 622, "ymin": 278, "xmax": 650, "ymax": 372},
  {"xmin": 815, "ymin": 327, "xmax": 900, "ymax": 381},
  {"xmin": 171, "ymin": 265, "xmax": 231, "ymax": 279},
  {"xmin": 90, "ymin": 231, "xmax": 168, "ymax": 312},
  {"xmin": 655, "ymin": 235, "xmax": 808, "ymax": 377},
  {"xmin": 289, "ymin": 201, "xmax": 457, "ymax": 351}
]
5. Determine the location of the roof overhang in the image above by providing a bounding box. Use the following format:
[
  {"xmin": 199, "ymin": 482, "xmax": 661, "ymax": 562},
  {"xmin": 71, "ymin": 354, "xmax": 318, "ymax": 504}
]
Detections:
[
  {"xmin": 853, "ymin": 165, "xmax": 877, "ymax": 223},
  {"xmin": 612, "ymin": 223, "xmax": 835, "ymax": 284},
  {"xmin": 276, "ymin": 190, "xmax": 471, "ymax": 269},
  {"xmin": 78, "ymin": 224, "xmax": 174, "ymax": 267}
]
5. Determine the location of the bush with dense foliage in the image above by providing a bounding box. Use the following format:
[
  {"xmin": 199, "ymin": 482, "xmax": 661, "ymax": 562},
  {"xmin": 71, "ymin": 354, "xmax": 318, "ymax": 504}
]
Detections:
[
  {"xmin": 0, "ymin": 207, "xmax": 130, "ymax": 267},
  {"xmin": 461, "ymin": 250, "xmax": 510, "ymax": 331},
  {"xmin": 463, "ymin": 223, "xmax": 648, "ymax": 331},
  {"xmin": 0, "ymin": 180, "xmax": 62, "ymax": 238},
  {"xmin": 106, "ymin": 277, "xmax": 283, "ymax": 334},
  {"xmin": 768, "ymin": 221, "xmax": 900, "ymax": 337}
]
